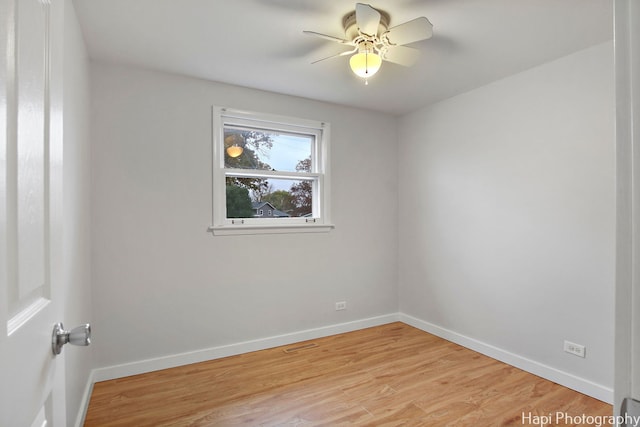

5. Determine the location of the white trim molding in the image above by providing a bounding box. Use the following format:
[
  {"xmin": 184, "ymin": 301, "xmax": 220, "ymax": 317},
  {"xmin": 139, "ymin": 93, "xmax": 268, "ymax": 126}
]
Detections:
[
  {"xmin": 73, "ymin": 370, "xmax": 95, "ymax": 427},
  {"xmin": 614, "ymin": 0, "xmax": 640, "ymax": 413}
]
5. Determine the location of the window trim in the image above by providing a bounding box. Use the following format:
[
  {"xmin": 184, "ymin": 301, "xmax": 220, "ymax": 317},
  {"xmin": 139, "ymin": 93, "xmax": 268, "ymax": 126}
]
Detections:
[{"xmin": 209, "ymin": 106, "xmax": 333, "ymax": 235}]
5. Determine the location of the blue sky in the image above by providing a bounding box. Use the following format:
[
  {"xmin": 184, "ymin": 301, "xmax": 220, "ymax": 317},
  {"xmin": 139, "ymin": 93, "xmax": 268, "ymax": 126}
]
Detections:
[
  {"xmin": 256, "ymin": 133, "xmax": 311, "ymax": 192},
  {"xmin": 256, "ymin": 133, "xmax": 311, "ymax": 173}
]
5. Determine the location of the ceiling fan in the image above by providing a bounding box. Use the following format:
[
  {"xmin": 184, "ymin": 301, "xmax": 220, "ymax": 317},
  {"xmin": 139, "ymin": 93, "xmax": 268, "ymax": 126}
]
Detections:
[{"xmin": 303, "ymin": 3, "xmax": 433, "ymax": 84}]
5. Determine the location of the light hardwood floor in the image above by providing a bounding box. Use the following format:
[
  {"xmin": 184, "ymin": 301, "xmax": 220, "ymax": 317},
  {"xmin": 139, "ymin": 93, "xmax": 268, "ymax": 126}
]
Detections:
[{"xmin": 84, "ymin": 322, "xmax": 612, "ymax": 426}]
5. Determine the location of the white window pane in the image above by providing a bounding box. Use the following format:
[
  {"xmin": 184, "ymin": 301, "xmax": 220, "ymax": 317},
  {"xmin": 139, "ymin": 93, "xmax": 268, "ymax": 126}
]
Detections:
[
  {"xmin": 225, "ymin": 178, "xmax": 314, "ymax": 219},
  {"xmin": 224, "ymin": 127, "xmax": 313, "ymax": 173}
]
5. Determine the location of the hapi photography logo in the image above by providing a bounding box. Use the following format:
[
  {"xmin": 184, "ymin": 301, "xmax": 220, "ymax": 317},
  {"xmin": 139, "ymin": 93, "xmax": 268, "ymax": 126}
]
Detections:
[{"xmin": 522, "ymin": 411, "xmax": 640, "ymax": 427}]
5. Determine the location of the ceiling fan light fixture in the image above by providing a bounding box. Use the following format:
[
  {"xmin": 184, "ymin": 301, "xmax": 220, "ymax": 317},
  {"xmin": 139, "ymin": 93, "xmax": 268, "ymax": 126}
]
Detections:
[
  {"xmin": 225, "ymin": 133, "xmax": 245, "ymax": 158},
  {"xmin": 349, "ymin": 49, "xmax": 382, "ymax": 83},
  {"xmin": 226, "ymin": 144, "xmax": 243, "ymax": 158}
]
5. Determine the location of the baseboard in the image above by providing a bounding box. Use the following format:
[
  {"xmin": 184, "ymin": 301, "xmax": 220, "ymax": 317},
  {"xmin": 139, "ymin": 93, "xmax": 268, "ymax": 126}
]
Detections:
[
  {"xmin": 91, "ymin": 313, "xmax": 400, "ymax": 383},
  {"xmin": 399, "ymin": 313, "xmax": 614, "ymax": 404},
  {"xmin": 74, "ymin": 369, "xmax": 95, "ymax": 427}
]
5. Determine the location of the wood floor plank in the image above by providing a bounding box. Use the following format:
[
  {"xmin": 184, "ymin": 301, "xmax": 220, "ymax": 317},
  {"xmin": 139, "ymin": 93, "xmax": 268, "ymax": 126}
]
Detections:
[{"xmin": 84, "ymin": 322, "xmax": 612, "ymax": 426}]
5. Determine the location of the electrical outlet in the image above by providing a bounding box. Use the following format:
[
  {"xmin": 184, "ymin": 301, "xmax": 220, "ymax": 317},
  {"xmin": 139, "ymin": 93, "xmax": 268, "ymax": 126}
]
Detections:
[
  {"xmin": 335, "ymin": 301, "xmax": 347, "ymax": 311},
  {"xmin": 564, "ymin": 340, "xmax": 586, "ymax": 358}
]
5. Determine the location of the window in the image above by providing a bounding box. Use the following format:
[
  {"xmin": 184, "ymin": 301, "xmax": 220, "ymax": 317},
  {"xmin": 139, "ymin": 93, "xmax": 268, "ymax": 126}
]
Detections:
[{"xmin": 210, "ymin": 107, "xmax": 332, "ymax": 235}]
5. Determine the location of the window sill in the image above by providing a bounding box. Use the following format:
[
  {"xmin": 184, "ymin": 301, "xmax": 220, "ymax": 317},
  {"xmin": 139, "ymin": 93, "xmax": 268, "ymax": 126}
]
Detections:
[{"xmin": 208, "ymin": 223, "xmax": 335, "ymax": 236}]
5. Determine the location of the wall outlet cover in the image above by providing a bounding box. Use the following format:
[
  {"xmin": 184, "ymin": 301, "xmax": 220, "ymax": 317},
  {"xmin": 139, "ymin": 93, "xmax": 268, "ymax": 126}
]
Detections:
[{"xmin": 564, "ymin": 340, "xmax": 586, "ymax": 358}]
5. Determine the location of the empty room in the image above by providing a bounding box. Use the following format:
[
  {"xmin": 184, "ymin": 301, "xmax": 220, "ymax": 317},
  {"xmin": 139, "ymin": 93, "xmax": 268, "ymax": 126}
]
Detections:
[{"xmin": 2, "ymin": 0, "xmax": 640, "ymax": 426}]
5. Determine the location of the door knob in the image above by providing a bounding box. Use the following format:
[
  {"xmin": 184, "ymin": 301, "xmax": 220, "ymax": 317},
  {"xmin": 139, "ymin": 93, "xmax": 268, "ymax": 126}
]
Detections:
[{"xmin": 52, "ymin": 323, "xmax": 91, "ymax": 355}]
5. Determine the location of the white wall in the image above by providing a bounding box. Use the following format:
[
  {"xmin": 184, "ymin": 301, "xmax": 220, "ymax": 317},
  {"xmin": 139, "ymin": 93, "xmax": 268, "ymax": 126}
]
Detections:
[
  {"xmin": 89, "ymin": 63, "xmax": 398, "ymax": 369},
  {"xmin": 62, "ymin": 2, "xmax": 93, "ymax": 424},
  {"xmin": 398, "ymin": 43, "xmax": 615, "ymax": 398}
]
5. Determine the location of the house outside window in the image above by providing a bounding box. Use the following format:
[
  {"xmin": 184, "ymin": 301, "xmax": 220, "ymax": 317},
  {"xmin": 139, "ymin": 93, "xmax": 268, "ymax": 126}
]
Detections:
[{"xmin": 210, "ymin": 107, "xmax": 332, "ymax": 235}]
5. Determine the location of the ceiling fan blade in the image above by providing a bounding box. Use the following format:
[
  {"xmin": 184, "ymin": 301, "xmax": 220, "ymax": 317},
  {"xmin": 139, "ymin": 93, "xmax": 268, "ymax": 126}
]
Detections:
[
  {"xmin": 303, "ymin": 30, "xmax": 351, "ymax": 44},
  {"xmin": 355, "ymin": 3, "xmax": 381, "ymax": 36},
  {"xmin": 381, "ymin": 45, "xmax": 421, "ymax": 67},
  {"xmin": 311, "ymin": 49, "xmax": 356, "ymax": 64},
  {"xmin": 384, "ymin": 17, "xmax": 433, "ymax": 46}
]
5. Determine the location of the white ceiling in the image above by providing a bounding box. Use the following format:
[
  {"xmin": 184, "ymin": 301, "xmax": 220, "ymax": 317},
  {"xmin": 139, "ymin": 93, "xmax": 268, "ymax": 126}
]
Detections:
[{"xmin": 72, "ymin": 0, "xmax": 613, "ymax": 116}]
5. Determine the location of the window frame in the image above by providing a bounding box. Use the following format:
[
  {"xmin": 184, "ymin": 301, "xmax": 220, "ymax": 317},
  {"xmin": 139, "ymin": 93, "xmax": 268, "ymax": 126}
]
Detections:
[{"xmin": 210, "ymin": 106, "xmax": 333, "ymax": 235}]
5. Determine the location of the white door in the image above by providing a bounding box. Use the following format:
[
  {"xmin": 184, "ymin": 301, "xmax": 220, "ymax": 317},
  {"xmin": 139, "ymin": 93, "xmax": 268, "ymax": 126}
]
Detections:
[{"xmin": 0, "ymin": 0, "xmax": 67, "ymax": 426}]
